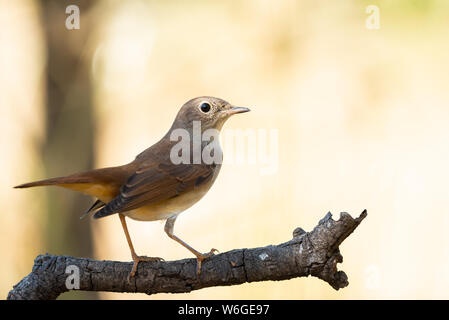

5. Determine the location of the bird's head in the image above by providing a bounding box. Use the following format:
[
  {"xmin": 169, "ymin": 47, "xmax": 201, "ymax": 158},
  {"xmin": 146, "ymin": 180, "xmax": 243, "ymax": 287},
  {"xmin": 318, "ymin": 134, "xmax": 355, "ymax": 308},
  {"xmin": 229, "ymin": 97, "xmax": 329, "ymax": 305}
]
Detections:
[{"xmin": 170, "ymin": 96, "xmax": 250, "ymax": 132}]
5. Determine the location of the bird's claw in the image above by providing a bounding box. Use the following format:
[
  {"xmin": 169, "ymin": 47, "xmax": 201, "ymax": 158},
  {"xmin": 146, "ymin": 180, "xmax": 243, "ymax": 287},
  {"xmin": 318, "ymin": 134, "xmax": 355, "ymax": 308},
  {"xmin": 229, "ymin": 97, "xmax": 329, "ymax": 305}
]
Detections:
[
  {"xmin": 196, "ymin": 248, "xmax": 218, "ymax": 275},
  {"xmin": 128, "ymin": 255, "xmax": 164, "ymax": 280}
]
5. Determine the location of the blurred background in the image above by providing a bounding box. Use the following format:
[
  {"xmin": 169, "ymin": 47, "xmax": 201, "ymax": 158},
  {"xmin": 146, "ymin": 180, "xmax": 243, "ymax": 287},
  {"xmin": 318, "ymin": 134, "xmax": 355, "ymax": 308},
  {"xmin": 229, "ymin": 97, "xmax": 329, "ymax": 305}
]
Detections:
[{"xmin": 1, "ymin": 0, "xmax": 449, "ymax": 299}]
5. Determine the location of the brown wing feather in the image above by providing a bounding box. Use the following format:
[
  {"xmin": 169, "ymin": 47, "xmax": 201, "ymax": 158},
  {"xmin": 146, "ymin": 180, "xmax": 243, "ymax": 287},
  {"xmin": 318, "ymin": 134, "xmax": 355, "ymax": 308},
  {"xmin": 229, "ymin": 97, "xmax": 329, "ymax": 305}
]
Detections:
[{"xmin": 93, "ymin": 162, "xmax": 215, "ymax": 218}]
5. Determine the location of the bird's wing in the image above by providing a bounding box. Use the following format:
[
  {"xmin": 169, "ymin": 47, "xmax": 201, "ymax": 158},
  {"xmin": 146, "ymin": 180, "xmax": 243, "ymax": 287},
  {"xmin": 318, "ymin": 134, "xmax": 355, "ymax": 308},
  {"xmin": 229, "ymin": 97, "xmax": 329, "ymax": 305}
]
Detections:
[
  {"xmin": 80, "ymin": 199, "xmax": 105, "ymax": 219},
  {"xmin": 93, "ymin": 162, "xmax": 216, "ymax": 218}
]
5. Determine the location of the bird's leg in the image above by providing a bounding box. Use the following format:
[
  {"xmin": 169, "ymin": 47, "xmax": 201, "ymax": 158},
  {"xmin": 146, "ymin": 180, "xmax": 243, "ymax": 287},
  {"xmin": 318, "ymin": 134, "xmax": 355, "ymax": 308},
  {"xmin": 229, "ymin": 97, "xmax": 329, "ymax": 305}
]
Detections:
[
  {"xmin": 119, "ymin": 214, "xmax": 164, "ymax": 279},
  {"xmin": 164, "ymin": 216, "xmax": 218, "ymax": 275}
]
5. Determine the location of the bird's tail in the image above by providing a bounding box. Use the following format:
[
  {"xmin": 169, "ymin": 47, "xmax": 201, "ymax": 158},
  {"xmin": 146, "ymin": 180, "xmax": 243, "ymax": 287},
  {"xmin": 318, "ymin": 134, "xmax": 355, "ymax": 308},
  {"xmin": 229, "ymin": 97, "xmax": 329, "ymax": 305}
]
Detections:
[
  {"xmin": 14, "ymin": 175, "xmax": 94, "ymax": 189},
  {"xmin": 14, "ymin": 165, "xmax": 133, "ymax": 190},
  {"xmin": 14, "ymin": 166, "xmax": 136, "ymax": 219}
]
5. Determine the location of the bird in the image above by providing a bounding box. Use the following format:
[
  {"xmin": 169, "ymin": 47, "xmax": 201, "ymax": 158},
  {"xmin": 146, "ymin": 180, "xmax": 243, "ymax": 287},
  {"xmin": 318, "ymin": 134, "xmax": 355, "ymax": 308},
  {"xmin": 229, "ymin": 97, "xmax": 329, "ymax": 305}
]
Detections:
[{"xmin": 15, "ymin": 96, "xmax": 250, "ymax": 277}]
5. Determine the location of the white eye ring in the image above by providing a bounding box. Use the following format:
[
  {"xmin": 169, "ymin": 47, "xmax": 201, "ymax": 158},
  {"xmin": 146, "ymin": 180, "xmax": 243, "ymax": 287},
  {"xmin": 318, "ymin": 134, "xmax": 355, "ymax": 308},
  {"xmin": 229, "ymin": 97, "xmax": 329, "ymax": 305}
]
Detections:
[{"xmin": 199, "ymin": 102, "xmax": 211, "ymax": 113}]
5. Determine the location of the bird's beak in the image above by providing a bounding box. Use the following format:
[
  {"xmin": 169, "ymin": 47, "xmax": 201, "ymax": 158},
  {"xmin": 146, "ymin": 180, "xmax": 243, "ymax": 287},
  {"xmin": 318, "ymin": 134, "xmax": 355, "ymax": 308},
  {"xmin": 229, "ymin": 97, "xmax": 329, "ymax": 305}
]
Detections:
[{"xmin": 227, "ymin": 106, "xmax": 251, "ymax": 115}]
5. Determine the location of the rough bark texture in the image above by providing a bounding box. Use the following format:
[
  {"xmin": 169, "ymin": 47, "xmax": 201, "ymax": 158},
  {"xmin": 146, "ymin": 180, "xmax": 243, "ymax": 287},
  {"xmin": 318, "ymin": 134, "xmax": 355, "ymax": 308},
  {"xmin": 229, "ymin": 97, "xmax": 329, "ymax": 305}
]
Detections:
[{"xmin": 7, "ymin": 210, "xmax": 367, "ymax": 300}]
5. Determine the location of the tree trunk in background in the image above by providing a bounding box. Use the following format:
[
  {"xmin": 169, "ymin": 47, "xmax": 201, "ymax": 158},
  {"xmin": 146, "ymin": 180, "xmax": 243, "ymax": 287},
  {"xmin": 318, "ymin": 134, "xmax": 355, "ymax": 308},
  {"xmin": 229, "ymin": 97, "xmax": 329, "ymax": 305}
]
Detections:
[{"xmin": 40, "ymin": 0, "xmax": 97, "ymax": 299}]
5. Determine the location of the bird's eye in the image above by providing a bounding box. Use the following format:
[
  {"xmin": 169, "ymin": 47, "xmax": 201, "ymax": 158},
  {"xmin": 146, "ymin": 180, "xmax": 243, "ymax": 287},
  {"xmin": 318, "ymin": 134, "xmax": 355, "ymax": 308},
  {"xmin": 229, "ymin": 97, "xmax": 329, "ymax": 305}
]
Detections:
[{"xmin": 200, "ymin": 102, "xmax": 211, "ymax": 113}]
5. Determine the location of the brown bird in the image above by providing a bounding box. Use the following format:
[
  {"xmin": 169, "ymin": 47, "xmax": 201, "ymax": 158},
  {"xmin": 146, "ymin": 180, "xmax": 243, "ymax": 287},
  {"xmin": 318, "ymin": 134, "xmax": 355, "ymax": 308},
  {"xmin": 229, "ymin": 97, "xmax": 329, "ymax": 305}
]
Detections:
[{"xmin": 15, "ymin": 96, "xmax": 250, "ymax": 277}]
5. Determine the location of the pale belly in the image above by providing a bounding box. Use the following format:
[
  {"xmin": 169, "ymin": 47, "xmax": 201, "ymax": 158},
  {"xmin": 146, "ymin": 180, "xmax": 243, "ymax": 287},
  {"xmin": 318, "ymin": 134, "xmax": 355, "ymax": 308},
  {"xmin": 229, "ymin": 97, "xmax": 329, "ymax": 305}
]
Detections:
[{"xmin": 123, "ymin": 167, "xmax": 219, "ymax": 221}]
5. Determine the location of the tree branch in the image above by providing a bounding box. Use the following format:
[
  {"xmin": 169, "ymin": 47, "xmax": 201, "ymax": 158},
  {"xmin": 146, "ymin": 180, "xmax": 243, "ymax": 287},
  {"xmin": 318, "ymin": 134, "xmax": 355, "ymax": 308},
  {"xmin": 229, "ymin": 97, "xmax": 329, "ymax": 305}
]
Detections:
[{"xmin": 7, "ymin": 210, "xmax": 367, "ymax": 300}]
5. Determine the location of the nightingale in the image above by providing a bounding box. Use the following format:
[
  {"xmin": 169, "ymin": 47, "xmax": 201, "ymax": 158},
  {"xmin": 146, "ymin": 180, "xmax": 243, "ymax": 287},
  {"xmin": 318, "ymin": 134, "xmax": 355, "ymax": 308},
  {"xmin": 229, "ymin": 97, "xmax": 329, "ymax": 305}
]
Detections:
[{"xmin": 15, "ymin": 96, "xmax": 250, "ymax": 277}]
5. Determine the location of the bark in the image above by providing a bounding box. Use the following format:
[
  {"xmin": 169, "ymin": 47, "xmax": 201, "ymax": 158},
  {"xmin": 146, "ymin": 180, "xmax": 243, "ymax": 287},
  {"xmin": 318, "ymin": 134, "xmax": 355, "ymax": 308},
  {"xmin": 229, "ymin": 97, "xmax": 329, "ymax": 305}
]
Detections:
[{"xmin": 7, "ymin": 210, "xmax": 367, "ymax": 300}]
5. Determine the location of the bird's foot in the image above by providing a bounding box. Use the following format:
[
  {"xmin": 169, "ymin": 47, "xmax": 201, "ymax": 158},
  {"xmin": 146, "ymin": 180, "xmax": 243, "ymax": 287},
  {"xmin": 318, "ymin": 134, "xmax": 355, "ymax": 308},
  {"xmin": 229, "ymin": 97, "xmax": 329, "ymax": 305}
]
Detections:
[
  {"xmin": 128, "ymin": 255, "xmax": 164, "ymax": 280},
  {"xmin": 195, "ymin": 248, "xmax": 218, "ymax": 275}
]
